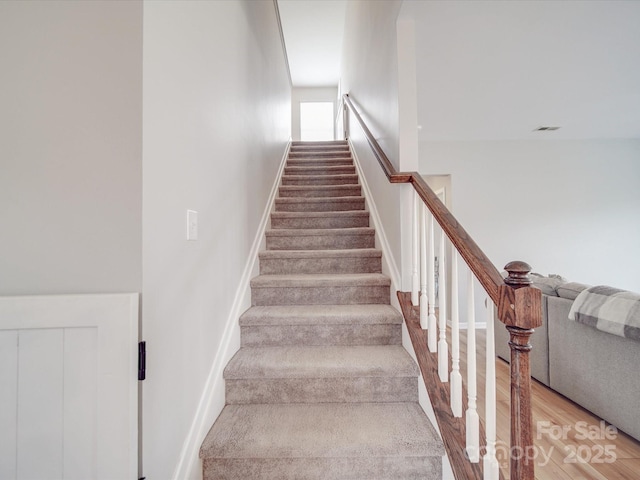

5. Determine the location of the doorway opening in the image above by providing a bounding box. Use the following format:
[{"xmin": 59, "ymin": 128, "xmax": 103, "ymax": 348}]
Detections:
[{"xmin": 300, "ymin": 102, "xmax": 334, "ymax": 141}]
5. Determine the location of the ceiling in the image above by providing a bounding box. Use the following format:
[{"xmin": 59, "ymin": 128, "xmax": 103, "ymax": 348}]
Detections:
[
  {"xmin": 277, "ymin": 0, "xmax": 346, "ymax": 87},
  {"xmin": 278, "ymin": 0, "xmax": 640, "ymax": 140},
  {"xmin": 403, "ymin": 0, "xmax": 640, "ymax": 141}
]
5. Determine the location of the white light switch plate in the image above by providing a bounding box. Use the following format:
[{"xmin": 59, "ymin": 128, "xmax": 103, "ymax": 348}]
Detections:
[{"xmin": 186, "ymin": 210, "xmax": 198, "ymax": 240}]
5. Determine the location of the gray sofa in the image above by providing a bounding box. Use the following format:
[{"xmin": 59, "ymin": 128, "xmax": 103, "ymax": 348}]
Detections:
[{"xmin": 495, "ymin": 278, "xmax": 640, "ymax": 442}]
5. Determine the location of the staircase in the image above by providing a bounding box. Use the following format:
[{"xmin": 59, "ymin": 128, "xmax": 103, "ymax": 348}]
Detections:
[{"xmin": 200, "ymin": 141, "xmax": 444, "ymax": 479}]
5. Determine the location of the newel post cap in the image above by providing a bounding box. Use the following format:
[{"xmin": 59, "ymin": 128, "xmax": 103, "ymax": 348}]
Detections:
[
  {"xmin": 498, "ymin": 261, "xmax": 542, "ymax": 330},
  {"xmin": 504, "ymin": 261, "xmax": 532, "ymax": 288}
]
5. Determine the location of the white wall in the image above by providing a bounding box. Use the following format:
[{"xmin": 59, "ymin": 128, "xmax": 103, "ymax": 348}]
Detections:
[
  {"xmin": 142, "ymin": 1, "xmax": 290, "ymax": 479},
  {"xmin": 291, "ymin": 87, "xmax": 338, "ymax": 141},
  {"xmin": 341, "ymin": 0, "xmax": 402, "ymax": 169},
  {"xmin": 421, "ymin": 140, "xmax": 640, "ymax": 292},
  {"xmin": 0, "ymin": 0, "xmax": 143, "ymax": 295},
  {"xmin": 340, "ymin": 0, "xmax": 404, "ymax": 275}
]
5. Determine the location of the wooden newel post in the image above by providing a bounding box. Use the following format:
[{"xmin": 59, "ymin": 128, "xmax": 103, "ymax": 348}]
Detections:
[{"xmin": 497, "ymin": 261, "xmax": 542, "ymax": 480}]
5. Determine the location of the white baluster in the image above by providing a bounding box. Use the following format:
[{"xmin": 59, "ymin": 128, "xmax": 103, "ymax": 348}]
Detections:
[
  {"xmin": 466, "ymin": 268, "xmax": 480, "ymax": 462},
  {"xmin": 419, "ymin": 203, "xmax": 428, "ymax": 329},
  {"xmin": 427, "ymin": 213, "xmax": 437, "ymax": 352},
  {"xmin": 484, "ymin": 299, "xmax": 499, "ymax": 480},
  {"xmin": 438, "ymin": 230, "xmax": 448, "ymax": 382},
  {"xmin": 411, "ymin": 191, "xmax": 419, "ymax": 306},
  {"xmin": 450, "ymin": 251, "xmax": 462, "ymax": 417}
]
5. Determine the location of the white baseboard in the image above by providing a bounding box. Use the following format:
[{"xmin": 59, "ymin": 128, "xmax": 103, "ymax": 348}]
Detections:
[{"xmin": 172, "ymin": 142, "xmax": 291, "ymax": 480}]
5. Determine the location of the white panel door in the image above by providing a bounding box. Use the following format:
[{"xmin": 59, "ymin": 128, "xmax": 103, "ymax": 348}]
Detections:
[{"xmin": 0, "ymin": 294, "xmax": 139, "ymax": 480}]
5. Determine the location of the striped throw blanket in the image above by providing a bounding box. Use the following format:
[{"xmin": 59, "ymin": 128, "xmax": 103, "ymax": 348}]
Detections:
[{"xmin": 569, "ymin": 285, "xmax": 640, "ymax": 342}]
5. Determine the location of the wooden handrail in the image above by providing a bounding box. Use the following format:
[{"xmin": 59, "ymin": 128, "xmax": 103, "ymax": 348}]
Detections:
[
  {"xmin": 342, "ymin": 94, "xmax": 402, "ymax": 182},
  {"xmin": 343, "ymin": 93, "xmax": 542, "ymax": 480},
  {"xmin": 343, "ymin": 94, "xmax": 503, "ymax": 304}
]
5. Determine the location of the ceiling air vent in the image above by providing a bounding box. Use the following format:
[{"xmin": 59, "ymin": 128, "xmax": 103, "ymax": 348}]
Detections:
[{"xmin": 534, "ymin": 126, "xmax": 561, "ymax": 132}]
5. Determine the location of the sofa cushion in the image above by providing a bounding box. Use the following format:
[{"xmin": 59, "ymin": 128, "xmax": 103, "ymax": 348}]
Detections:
[
  {"xmin": 530, "ymin": 273, "xmax": 566, "ymax": 296},
  {"xmin": 556, "ymin": 282, "xmax": 590, "ymax": 300}
]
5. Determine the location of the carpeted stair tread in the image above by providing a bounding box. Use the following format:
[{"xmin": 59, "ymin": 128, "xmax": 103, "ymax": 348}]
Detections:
[
  {"xmin": 224, "ymin": 346, "xmax": 419, "ymax": 403},
  {"xmin": 287, "ymin": 158, "xmax": 353, "ymax": 167},
  {"xmin": 265, "ymin": 226, "xmax": 372, "ymax": 238},
  {"xmin": 274, "ymin": 196, "xmax": 365, "ymax": 212},
  {"xmin": 238, "ymin": 305, "xmax": 402, "ymax": 347},
  {"xmin": 265, "ymin": 227, "xmax": 374, "ymax": 250},
  {"xmin": 290, "ymin": 147, "xmax": 349, "ymax": 153},
  {"xmin": 287, "ymin": 158, "xmax": 352, "ymax": 166},
  {"xmin": 291, "ymin": 143, "xmax": 349, "ymax": 149},
  {"xmin": 200, "ymin": 403, "xmax": 444, "ymax": 459},
  {"xmin": 291, "ymin": 140, "xmax": 348, "ymax": 147},
  {"xmin": 278, "ymin": 184, "xmax": 361, "ymax": 198},
  {"xmin": 251, "ymin": 273, "xmax": 389, "ymax": 288},
  {"xmin": 202, "ymin": 457, "xmax": 441, "ymax": 480},
  {"xmin": 270, "ymin": 210, "xmax": 369, "ymax": 229},
  {"xmin": 290, "ymin": 145, "xmax": 349, "ymax": 152},
  {"xmin": 284, "ymin": 165, "xmax": 356, "ymax": 176},
  {"xmin": 258, "ymin": 248, "xmax": 381, "ymax": 274},
  {"xmin": 224, "ymin": 345, "xmax": 418, "ymax": 379},
  {"xmin": 250, "ymin": 274, "xmax": 391, "ymax": 306},
  {"xmin": 259, "ymin": 248, "xmax": 380, "ymax": 261},
  {"xmin": 265, "ymin": 227, "xmax": 373, "ymax": 238},
  {"xmin": 288, "ymin": 152, "xmax": 351, "ymax": 160},
  {"xmin": 288, "ymin": 148, "xmax": 353, "ymax": 161},
  {"xmin": 281, "ymin": 173, "xmax": 359, "ymax": 186},
  {"xmin": 239, "ymin": 304, "xmax": 401, "ymax": 326},
  {"xmin": 291, "ymin": 143, "xmax": 348, "ymax": 147}
]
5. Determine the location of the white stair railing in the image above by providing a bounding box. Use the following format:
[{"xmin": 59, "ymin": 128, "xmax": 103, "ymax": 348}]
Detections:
[
  {"xmin": 437, "ymin": 229, "xmax": 448, "ymax": 383},
  {"xmin": 412, "ymin": 202, "xmax": 497, "ymax": 466},
  {"xmin": 427, "ymin": 213, "xmax": 437, "ymax": 352},
  {"xmin": 344, "ymin": 92, "xmax": 543, "ymax": 480},
  {"xmin": 466, "ymin": 268, "xmax": 480, "ymax": 463},
  {"xmin": 484, "ymin": 299, "xmax": 500, "ymax": 480},
  {"xmin": 450, "ymin": 250, "xmax": 463, "ymax": 418},
  {"xmin": 412, "ymin": 191, "xmax": 420, "ymax": 306},
  {"xmin": 419, "ymin": 203, "xmax": 428, "ymax": 329}
]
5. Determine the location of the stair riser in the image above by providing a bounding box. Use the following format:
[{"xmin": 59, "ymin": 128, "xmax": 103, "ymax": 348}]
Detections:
[
  {"xmin": 265, "ymin": 234, "xmax": 374, "ymax": 250},
  {"xmin": 281, "ymin": 175, "xmax": 358, "ymax": 186},
  {"xmin": 270, "ymin": 214, "xmax": 368, "ymax": 229},
  {"xmin": 259, "ymin": 256, "xmax": 381, "ymax": 274},
  {"xmin": 225, "ymin": 377, "xmax": 417, "ymax": 404},
  {"xmin": 278, "ymin": 186, "xmax": 361, "ymax": 198},
  {"xmin": 289, "ymin": 152, "xmax": 351, "ymax": 159},
  {"xmin": 292, "ymin": 141, "xmax": 347, "ymax": 146},
  {"xmin": 288, "ymin": 152, "xmax": 350, "ymax": 159},
  {"xmin": 291, "ymin": 144, "xmax": 349, "ymax": 148},
  {"xmin": 204, "ymin": 457, "xmax": 441, "ymax": 480},
  {"xmin": 284, "ymin": 166, "xmax": 356, "ymax": 176},
  {"xmin": 275, "ymin": 198, "xmax": 365, "ymax": 212},
  {"xmin": 251, "ymin": 285, "xmax": 390, "ymax": 306},
  {"xmin": 287, "ymin": 158, "xmax": 352, "ymax": 167},
  {"xmin": 241, "ymin": 324, "xmax": 401, "ymax": 347},
  {"xmin": 290, "ymin": 146, "xmax": 349, "ymax": 152}
]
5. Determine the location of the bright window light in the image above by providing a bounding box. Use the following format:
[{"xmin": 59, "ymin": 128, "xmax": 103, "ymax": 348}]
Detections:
[{"xmin": 300, "ymin": 102, "xmax": 334, "ymax": 141}]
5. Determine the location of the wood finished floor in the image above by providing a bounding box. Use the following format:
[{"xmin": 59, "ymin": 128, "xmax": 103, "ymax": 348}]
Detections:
[{"xmin": 459, "ymin": 328, "xmax": 640, "ymax": 480}]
